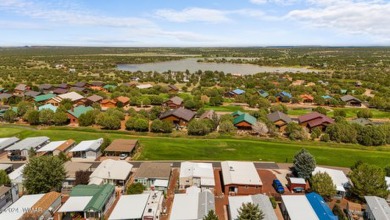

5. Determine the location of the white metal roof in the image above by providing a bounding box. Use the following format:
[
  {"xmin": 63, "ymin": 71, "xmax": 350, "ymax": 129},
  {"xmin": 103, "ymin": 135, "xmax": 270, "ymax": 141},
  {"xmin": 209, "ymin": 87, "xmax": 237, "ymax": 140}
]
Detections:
[
  {"xmin": 312, "ymin": 167, "xmax": 349, "ymax": 192},
  {"xmin": 58, "ymin": 196, "xmax": 93, "ymax": 212},
  {"xmin": 108, "ymin": 194, "xmax": 149, "ymax": 220},
  {"xmin": 0, "ymin": 137, "xmax": 19, "ymax": 150},
  {"xmin": 0, "ymin": 163, "xmax": 12, "ymax": 170},
  {"xmin": 37, "ymin": 140, "xmax": 66, "ymax": 152},
  {"xmin": 153, "ymin": 179, "xmax": 169, "ymax": 187},
  {"xmin": 386, "ymin": 176, "xmax": 390, "ymax": 191},
  {"xmin": 180, "ymin": 162, "xmax": 215, "ymax": 187},
  {"xmin": 89, "ymin": 159, "xmax": 133, "ymax": 182},
  {"xmin": 229, "ymin": 194, "xmax": 277, "ymax": 220},
  {"xmin": 9, "ymin": 164, "xmax": 25, "ymax": 184},
  {"xmin": 0, "ymin": 194, "xmax": 45, "ymax": 219},
  {"xmin": 58, "ymin": 91, "xmax": 84, "ymax": 101},
  {"xmin": 136, "ymin": 84, "xmax": 153, "ymax": 89},
  {"xmin": 364, "ymin": 196, "xmax": 390, "ymax": 220},
  {"xmin": 281, "ymin": 195, "xmax": 319, "ymax": 220},
  {"xmin": 170, "ymin": 193, "xmax": 199, "ymax": 220},
  {"xmin": 70, "ymin": 138, "xmax": 103, "ymax": 152},
  {"xmin": 289, "ymin": 177, "xmax": 306, "ymax": 185},
  {"xmin": 221, "ymin": 161, "xmax": 262, "ymax": 186},
  {"xmin": 6, "ymin": 136, "xmax": 49, "ymax": 151}
]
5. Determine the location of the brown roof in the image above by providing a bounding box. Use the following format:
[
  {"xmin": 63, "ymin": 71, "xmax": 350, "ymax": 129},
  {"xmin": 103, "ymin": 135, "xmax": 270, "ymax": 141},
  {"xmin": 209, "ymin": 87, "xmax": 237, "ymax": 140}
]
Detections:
[
  {"xmin": 300, "ymin": 94, "xmax": 314, "ymax": 100},
  {"xmin": 53, "ymin": 88, "xmax": 69, "ymax": 94},
  {"xmin": 133, "ymin": 162, "xmax": 171, "ymax": 179},
  {"xmin": 0, "ymin": 185, "xmax": 11, "ymax": 196},
  {"xmin": 159, "ymin": 108, "xmax": 196, "ymax": 122},
  {"xmin": 168, "ymin": 84, "xmax": 179, "ymax": 91},
  {"xmin": 298, "ymin": 112, "xmax": 334, "ymax": 127},
  {"xmin": 64, "ymin": 161, "xmax": 92, "ymax": 179},
  {"xmin": 21, "ymin": 191, "xmax": 61, "ymax": 219},
  {"xmin": 87, "ymin": 94, "xmax": 103, "ymax": 103},
  {"xmin": 200, "ymin": 110, "xmax": 215, "ymax": 120},
  {"xmin": 167, "ymin": 96, "xmax": 183, "ymax": 105},
  {"xmin": 116, "ymin": 96, "xmax": 130, "ymax": 104},
  {"xmin": 56, "ymin": 139, "xmax": 75, "ymax": 152},
  {"xmin": 104, "ymin": 139, "xmax": 139, "ymax": 153},
  {"xmin": 101, "ymin": 99, "xmax": 117, "ymax": 104}
]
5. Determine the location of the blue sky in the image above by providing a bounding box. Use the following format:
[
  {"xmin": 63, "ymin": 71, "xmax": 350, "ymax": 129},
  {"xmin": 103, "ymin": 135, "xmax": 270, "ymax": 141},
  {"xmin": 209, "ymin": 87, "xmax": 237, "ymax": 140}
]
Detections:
[{"xmin": 0, "ymin": 0, "xmax": 389, "ymax": 46}]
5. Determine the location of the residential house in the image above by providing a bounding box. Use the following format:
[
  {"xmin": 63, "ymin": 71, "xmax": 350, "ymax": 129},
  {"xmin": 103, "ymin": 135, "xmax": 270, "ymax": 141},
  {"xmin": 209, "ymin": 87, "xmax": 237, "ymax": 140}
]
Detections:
[
  {"xmin": 24, "ymin": 90, "xmax": 41, "ymax": 99},
  {"xmin": 0, "ymin": 93, "xmax": 13, "ymax": 103},
  {"xmin": 101, "ymin": 99, "xmax": 117, "ymax": 109},
  {"xmin": 350, "ymin": 118, "xmax": 374, "ymax": 126},
  {"xmin": 104, "ymin": 139, "xmax": 139, "ymax": 157},
  {"xmin": 233, "ymin": 113, "xmax": 257, "ymax": 130},
  {"xmin": 340, "ymin": 89, "xmax": 348, "ymax": 95},
  {"xmin": 199, "ymin": 110, "xmax": 216, "ymax": 120},
  {"xmin": 134, "ymin": 162, "xmax": 171, "ymax": 193},
  {"xmin": 0, "ymin": 186, "xmax": 13, "ymax": 211},
  {"xmin": 0, "ymin": 194, "xmax": 45, "ymax": 219},
  {"xmin": 34, "ymin": 93, "xmax": 56, "ymax": 104},
  {"xmin": 89, "ymin": 81, "xmax": 105, "ymax": 91},
  {"xmin": 8, "ymin": 164, "xmax": 25, "ymax": 197},
  {"xmin": 5, "ymin": 136, "xmax": 50, "ymax": 159},
  {"xmin": 57, "ymin": 83, "xmax": 69, "ymax": 89},
  {"xmin": 291, "ymin": 80, "xmax": 305, "ymax": 86},
  {"xmin": 385, "ymin": 176, "xmax": 390, "ymax": 191},
  {"xmin": 86, "ymin": 94, "xmax": 103, "ymax": 106},
  {"xmin": 70, "ymin": 138, "xmax": 103, "ymax": 160},
  {"xmin": 281, "ymin": 195, "xmax": 319, "ymax": 220},
  {"xmin": 69, "ymin": 86, "xmax": 87, "ymax": 93},
  {"xmin": 37, "ymin": 139, "xmax": 75, "ymax": 156},
  {"xmin": 168, "ymin": 84, "xmax": 179, "ymax": 94},
  {"xmin": 298, "ymin": 112, "xmax": 334, "ymax": 131},
  {"xmin": 53, "ymin": 87, "xmax": 69, "ymax": 95},
  {"xmin": 103, "ymin": 84, "xmax": 117, "ymax": 92},
  {"xmin": 258, "ymin": 90, "xmax": 269, "ymax": 98},
  {"xmin": 229, "ymin": 194, "xmax": 277, "ymax": 220},
  {"xmin": 58, "ymin": 184, "xmax": 116, "ymax": 220},
  {"xmin": 341, "ymin": 95, "xmax": 362, "ymax": 106},
  {"xmin": 231, "ymin": 110, "xmax": 244, "ymax": 118},
  {"xmin": 224, "ymin": 88, "xmax": 245, "ymax": 98},
  {"xmin": 276, "ymin": 91, "xmax": 292, "ymax": 102},
  {"xmin": 364, "ymin": 196, "xmax": 390, "ymax": 220},
  {"xmin": 0, "ymin": 137, "xmax": 19, "ymax": 153},
  {"xmin": 221, "ymin": 161, "xmax": 262, "ymax": 195},
  {"xmin": 38, "ymin": 84, "xmax": 53, "ymax": 93},
  {"xmin": 13, "ymin": 83, "xmax": 29, "ymax": 95},
  {"xmin": 136, "ymin": 84, "xmax": 153, "ymax": 89},
  {"xmin": 63, "ymin": 161, "xmax": 92, "ymax": 188},
  {"xmin": 312, "ymin": 167, "xmax": 350, "ymax": 197},
  {"xmin": 170, "ymin": 188, "xmax": 215, "ymax": 220},
  {"xmin": 164, "ymin": 96, "xmax": 183, "ymax": 109},
  {"xmin": 159, "ymin": 108, "xmax": 196, "ymax": 127},
  {"xmin": 267, "ymin": 111, "xmax": 292, "ymax": 132},
  {"xmin": 74, "ymin": 81, "xmax": 87, "ymax": 88},
  {"xmin": 38, "ymin": 103, "xmax": 58, "ymax": 112},
  {"xmin": 142, "ymin": 191, "xmax": 164, "ymax": 220},
  {"xmin": 306, "ymin": 192, "xmax": 338, "ymax": 220},
  {"xmin": 89, "ymin": 159, "xmax": 133, "ymax": 192},
  {"xmin": 0, "ymin": 164, "xmax": 13, "ymax": 174},
  {"xmin": 355, "ymin": 81, "xmax": 362, "ymax": 87},
  {"xmin": 51, "ymin": 91, "xmax": 85, "ymax": 106},
  {"xmin": 20, "ymin": 191, "xmax": 61, "ymax": 220},
  {"xmin": 300, "ymin": 94, "xmax": 314, "ymax": 103},
  {"xmin": 67, "ymin": 105, "xmax": 94, "ymax": 124},
  {"xmin": 115, "ymin": 96, "xmax": 130, "ymax": 107},
  {"xmin": 179, "ymin": 162, "xmax": 215, "ymax": 191}
]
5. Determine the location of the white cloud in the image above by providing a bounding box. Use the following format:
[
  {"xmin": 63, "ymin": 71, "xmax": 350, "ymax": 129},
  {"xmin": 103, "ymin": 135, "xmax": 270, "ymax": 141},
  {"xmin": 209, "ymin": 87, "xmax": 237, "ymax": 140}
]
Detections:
[
  {"xmin": 250, "ymin": 0, "xmax": 299, "ymax": 5},
  {"xmin": 286, "ymin": 0, "xmax": 390, "ymax": 42}
]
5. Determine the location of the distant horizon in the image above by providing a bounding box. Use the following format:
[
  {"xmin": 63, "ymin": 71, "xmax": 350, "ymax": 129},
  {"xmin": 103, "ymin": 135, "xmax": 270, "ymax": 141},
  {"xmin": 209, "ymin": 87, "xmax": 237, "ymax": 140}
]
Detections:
[
  {"xmin": 1, "ymin": 0, "xmax": 389, "ymax": 47},
  {"xmin": 2, "ymin": 45, "xmax": 390, "ymax": 48}
]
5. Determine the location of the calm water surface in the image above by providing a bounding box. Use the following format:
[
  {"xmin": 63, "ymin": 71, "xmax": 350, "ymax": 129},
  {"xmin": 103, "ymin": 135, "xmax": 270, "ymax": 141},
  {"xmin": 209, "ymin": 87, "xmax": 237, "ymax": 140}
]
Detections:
[{"xmin": 117, "ymin": 58, "xmax": 317, "ymax": 75}]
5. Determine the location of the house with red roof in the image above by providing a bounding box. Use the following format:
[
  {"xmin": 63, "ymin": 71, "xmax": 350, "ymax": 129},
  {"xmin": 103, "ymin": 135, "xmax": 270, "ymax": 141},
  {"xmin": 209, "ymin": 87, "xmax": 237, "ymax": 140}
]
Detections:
[{"xmin": 298, "ymin": 112, "xmax": 334, "ymax": 131}]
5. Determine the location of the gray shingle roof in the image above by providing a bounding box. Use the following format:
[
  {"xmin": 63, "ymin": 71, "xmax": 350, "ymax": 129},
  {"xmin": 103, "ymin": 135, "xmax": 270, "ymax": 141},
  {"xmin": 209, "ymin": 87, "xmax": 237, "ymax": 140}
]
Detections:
[
  {"xmin": 341, "ymin": 95, "xmax": 361, "ymax": 103},
  {"xmin": 267, "ymin": 111, "xmax": 292, "ymax": 123},
  {"xmin": 160, "ymin": 108, "xmax": 196, "ymax": 122}
]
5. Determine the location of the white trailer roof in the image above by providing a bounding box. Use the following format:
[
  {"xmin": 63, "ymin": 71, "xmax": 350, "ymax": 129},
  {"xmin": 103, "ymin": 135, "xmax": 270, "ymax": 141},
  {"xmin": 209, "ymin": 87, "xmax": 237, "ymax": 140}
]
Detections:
[
  {"xmin": 0, "ymin": 137, "xmax": 19, "ymax": 150},
  {"xmin": 58, "ymin": 196, "xmax": 93, "ymax": 212},
  {"xmin": 37, "ymin": 140, "xmax": 66, "ymax": 152},
  {"xmin": 89, "ymin": 159, "xmax": 133, "ymax": 182},
  {"xmin": 289, "ymin": 177, "xmax": 306, "ymax": 185},
  {"xmin": 9, "ymin": 164, "xmax": 25, "ymax": 184},
  {"xmin": 312, "ymin": 167, "xmax": 349, "ymax": 192},
  {"xmin": 0, "ymin": 194, "xmax": 45, "ymax": 219},
  {"xmin": 70, "ymin": 138, "xmax": 103, "ymax": 152},
  {"xmin": 6, "ymin": 136, "xmax": 49, "ymax": 151},
  {"xmin": 58, "ymin": 91, "xmax": 84, "ymax": 101},
  {"xmin": 108, "ymin": 194, "xmax": 149, "ymax": 220},
  {"xmin": 281, "ymin": 195, "xmax": 319, "ymax": 220},
  {"xmin": 221, "ymin": 161, "xmax": 262, "ymax": 186},
  {"xmin": 364, "ymin": 196, "xmax": 390, "ymax": 220},
  {"xmin": 180, "ymin": 162, "xmax": 215, "ymax": 187},
  {"xmin": 229, "ymin": 194, "xmax": 277, "ymax": 220},
  {"xmin": 386, "ymin": 176, "xmax": 390, "ymax": 191}
]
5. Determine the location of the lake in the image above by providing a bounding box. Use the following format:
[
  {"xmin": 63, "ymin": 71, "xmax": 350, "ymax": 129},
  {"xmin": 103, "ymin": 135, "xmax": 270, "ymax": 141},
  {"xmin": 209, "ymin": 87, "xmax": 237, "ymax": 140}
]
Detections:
[{"xmin": 117, "ymin": 58, "xmax": 317, "ymax": 75}]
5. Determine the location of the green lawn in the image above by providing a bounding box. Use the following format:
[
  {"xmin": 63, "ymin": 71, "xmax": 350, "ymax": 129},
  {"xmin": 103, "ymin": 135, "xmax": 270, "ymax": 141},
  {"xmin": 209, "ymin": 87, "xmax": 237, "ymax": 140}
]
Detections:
[
  {"xmin": 287, "ymin": 108, "xmax": 312, "ymax": 116},
  {"xmin": 1, "ymin": 126, "xmax": 389, "ymax": 168},
  {"xmin": 328, "ymin": 108, "xmax": 390, "ymax": 119},
  {"xmin": 204, "ymin": 105, "xmax": 244, "ymax": 112}
]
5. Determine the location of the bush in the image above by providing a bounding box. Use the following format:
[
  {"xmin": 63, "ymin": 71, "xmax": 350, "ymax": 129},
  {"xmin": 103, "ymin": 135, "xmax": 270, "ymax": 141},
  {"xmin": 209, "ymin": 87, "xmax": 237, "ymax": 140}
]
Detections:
[
  {"xmin": 53, "ymin": 111, "xmax": 69, "ymax": 125},
  {"xmin": 269, "ymin": 197, "xmax": 277, "ymax": 209},
  {"xmin": 151, "ymin": 119, "xmax": 163, "ymax": 132},
  {"xmin": 270, "ymin": 104, "xmax": 288, "ymax": 114},
  {"xmin": 320, "ymin": 133, "xmax": 330, "ymax": 142},
  {"xmin": 357, "ymin": 109, "xmax": 373, "ymax": 118},
  {"xmin": 219, "ymin": 121, "xmax": 236, "ymax": 134},
  {"xmin": 286, "ymin": 123, "xmax": 307, "ymax": 140},
  {"xmin": 127, "ymin": 182, "xmax": 145, "ymax": 195},
  {"xmin": 25, "ymin": 110, "xmax": 40, "ymax": 125},
  {"xmin": 333, "ymin": 109, "xmax": 346, "ymax": 118},
  {"xmin": 134, "ymin": 118, "xmax": 149, "ymax": 132},
  {"xmin": 161, "ymin": 121, "xmax": 173, "ymax": 133},
  {"xmin": 39, "ymin": 109, "xmax": 55, "ymax": 125},
  {"xmin": 188, "ymin": 119, "xmax": 212, "ymax": 136},
  {"xmin": 313, "ymin": 107, "xmax": 327, "ymax": 115},
  {"xmin": 3, "ymin": 110, "xmax": 17, "ymax": 123},
  {"xmin": 79, "ymin": 110, "xmax": 99, "ymax": 126},
  {"xmin": 96, "ymin": 113, "xmax": 121, "ymax": 130}
]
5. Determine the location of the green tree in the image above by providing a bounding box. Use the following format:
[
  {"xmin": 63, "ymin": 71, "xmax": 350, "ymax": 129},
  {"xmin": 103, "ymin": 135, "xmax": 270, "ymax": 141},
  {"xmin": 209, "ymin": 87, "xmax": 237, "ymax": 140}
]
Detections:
[
  {"xmin": 313, "ymin": 107, "xmax": 327, "ymax": 115},
  {"xmin": 203, "ymin": 210, "xmax": 218, "ymax": 220},
  {"xmin": 25, "ymin": 109, "xmax": 40, "ymax": 125},
  {"xmin": 127, "ymin": 182, "xmax": 145, "ymax": 195},
  {"xmin": 39, "ymin": 109, "xmax": 55, "ymax": 125},
  {"xmin": 219, "ymin": 121, "xmax": 236, "ymax": 134},
  {"xmin": 356, "ymin": 126, "xmax": 386, "ymax": 146},
  {"xmin": 78, "ymin": 110, "xmax": 99, "ymax": 126},
  {"xmin": 75, "ymin": 170, "xmax": 92, "ymax": 185},
  {"xmin": 23, "ymin": 156, "xmax": 66, "ymax": 194},
  {"xmin": 270, "ymin": 104, "xmax": 288, "ymax": 114},
  {"xmin": 333, "ymin": 109, "xmax": 346, "ymax": 118},
  {"xmin": 0, "ymin": 170, "xmax": 10, "ymax": 185},
  {"xmin": 385, "ymin": 165, "xmax": 390, "ymax": 176},
  {"xmin": 293, "ymin": 149, "xmax": 316, "ymax": 179},
  {"xmin": 100, "ymin": 138, "xmax": 111, "ymax": 153},
  {"xmin": 53, "ymin": 111, "xmax": 69, "ymax": 125},
  {"xmin": 188, "ymin": 119, "xmax": 212, "ymax": 136},
  {"xmin": 332, "ymin": 204, "xmax": 347, "ymax": 220},
  {"xmin": 151, "ymin": 119, "xmax": 163, "ymax": 132},
  {"xmin": 59, "ymin": 98, "xmax": 73, "ymax": 110},
  {"xmin": 237, "ymin": 202, "xmax": 264, "ymax": 220},
  {"xmin": 17, "ymin": 101, "xmax": 31, "ymax": 117},
  {"xmin": 349, "ymin": 163, "xmax": 389, "ymax": 200},
  {"xmin": 326, "ymin": 123, "xmax": 357, "ymax": 143},
  {"xmin": 161, "ymin": 120, "xmax": 173, "ymax": 133},
  {"xmin": 3, "ymin": 109, "xmax": 16, "ymax": 122},
  {"xmin": 125, "ymin": 117, "xmax": 138, "ymax": 131},
  {"xmin": 286, "ymin": 123, "xmax": 307, "ymax": 140},
  {"xmin": 96, "ymin": 113, "xmax": 121, "ymax": 130},
  {"xmin": 310, "ymin": 172, "xmax": 336, "ymax": 200},
  {"xmin": 357, "ymin": 109, "xmax": 373, "ymax": 118},
  {"xmin": 134, "ymin": 118, "xmax": 149, "ymax": 132}
]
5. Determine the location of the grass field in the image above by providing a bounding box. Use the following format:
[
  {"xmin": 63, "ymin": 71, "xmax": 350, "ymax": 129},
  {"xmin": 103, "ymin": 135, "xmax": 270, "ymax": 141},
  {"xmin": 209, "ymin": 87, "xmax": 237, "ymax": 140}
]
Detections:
[
  {"xmin": 1, "ymin": 125, "xmax": 389, "ymax": 168},
  {"xmin": 204, "ymin": 105, "xmax": 244, "ymax": 112},
  {"xmin": 328, "ymin": 108, "xmax": 390, "ymax": 119}
]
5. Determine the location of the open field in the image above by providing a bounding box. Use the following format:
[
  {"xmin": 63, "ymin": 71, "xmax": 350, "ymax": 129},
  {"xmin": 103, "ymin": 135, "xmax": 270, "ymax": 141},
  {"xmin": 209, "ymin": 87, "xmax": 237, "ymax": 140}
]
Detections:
[
  {"xmin": 203, "ymin": 105, "xmax": 244, "ymax": 112},
  {"xmin": 1, "ymin": 125, "xmax": 389, "ymax": 168}
]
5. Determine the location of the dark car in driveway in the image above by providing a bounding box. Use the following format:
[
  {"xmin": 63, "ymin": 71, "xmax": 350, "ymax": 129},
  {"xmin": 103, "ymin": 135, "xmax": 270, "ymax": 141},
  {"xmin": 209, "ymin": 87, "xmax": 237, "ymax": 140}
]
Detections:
[{"xmin": 273, "ymin": 179, "xmax": 285, "ymax": 194}]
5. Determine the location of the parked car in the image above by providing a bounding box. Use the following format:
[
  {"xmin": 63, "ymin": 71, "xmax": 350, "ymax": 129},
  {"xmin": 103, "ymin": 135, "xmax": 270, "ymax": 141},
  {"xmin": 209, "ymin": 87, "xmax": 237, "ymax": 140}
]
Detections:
[
  {"xmin": 10, "ymin": 154, "xmax": 26, "ymax": 161},
  {"xmin": 293, "ymin": 187, "xmax": 305, "ymax": 193},
  {"xmin": 273, "ymin": 179, "xmax": 285, "ymax": 194},
  {"xmin": 119, "ymin": 153, "xmax": 128, "ymax": 160}
]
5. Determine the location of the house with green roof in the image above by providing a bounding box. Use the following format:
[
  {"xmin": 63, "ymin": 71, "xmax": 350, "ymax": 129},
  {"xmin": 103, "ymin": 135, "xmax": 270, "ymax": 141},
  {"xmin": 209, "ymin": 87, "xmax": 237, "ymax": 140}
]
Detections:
[
  {"xmin": 67, "ymin": 105, "xmax": 94, "ymax": 124},
  {"xmin": 34, "ymin": 93, "xmax": 56, "ymax": 103},
  {"xmin": 231, "ymin": 110, "xmax": 244, "ymax": 118},
  {"xmin": 58, "ymin": 184, "xmax": 115, "ymax": 220},
  {"xmin": 38, "ymin": 103, "xmax": 57, "ymax": 112},
  {"xmin": 233, "ymin": 113, "xmax": 257, "ymax": 130},
  {"xmin": 103, "ymin": 84, "xmax": 117, "ymax": 91}
]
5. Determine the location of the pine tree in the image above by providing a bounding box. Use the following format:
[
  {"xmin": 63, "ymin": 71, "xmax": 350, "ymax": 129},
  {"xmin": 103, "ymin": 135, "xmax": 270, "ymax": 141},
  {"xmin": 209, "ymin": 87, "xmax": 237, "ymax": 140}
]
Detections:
[
  {"xmin": 203, "ymin": 209, "xmax": 219, "ymax": 220},
  {"xmin": 293, "ymin": 149, "xmax": 316, "ymax": 179},
  {"xmin": 237, "ymin": 202, "xmax": 264, "ymax": 220}
]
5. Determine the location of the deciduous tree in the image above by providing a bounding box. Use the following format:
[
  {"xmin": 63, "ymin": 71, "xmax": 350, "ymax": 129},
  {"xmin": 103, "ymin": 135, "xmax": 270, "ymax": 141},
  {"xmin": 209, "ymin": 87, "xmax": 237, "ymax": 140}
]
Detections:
[{"xmin": 310, "ymin": 172, "xmax": 336, "ymax": 200}]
